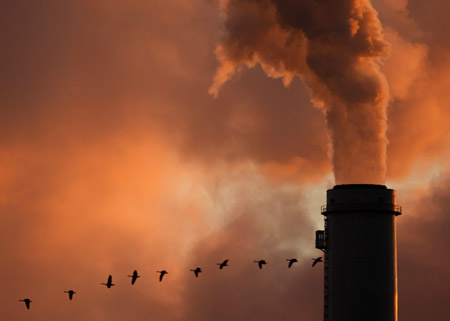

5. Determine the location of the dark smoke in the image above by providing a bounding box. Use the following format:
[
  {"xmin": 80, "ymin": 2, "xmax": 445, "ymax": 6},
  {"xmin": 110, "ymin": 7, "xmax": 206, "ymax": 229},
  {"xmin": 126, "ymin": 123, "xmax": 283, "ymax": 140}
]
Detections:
[{"xmin": 211, "ymin": 0, "xmax": 390, "ymax": 184}]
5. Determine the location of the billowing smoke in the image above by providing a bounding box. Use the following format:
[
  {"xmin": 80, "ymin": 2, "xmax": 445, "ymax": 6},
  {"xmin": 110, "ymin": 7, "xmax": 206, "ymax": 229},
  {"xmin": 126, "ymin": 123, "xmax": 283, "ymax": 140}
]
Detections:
[{"xmin": 211, "ymin": 0, "xmax": 390, "ymax": 184}]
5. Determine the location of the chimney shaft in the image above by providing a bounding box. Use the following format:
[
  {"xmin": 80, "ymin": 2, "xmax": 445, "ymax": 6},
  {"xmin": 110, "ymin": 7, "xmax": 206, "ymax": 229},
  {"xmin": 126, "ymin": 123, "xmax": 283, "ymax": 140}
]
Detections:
[{"xmin": 320, "ymin": 184, "xmax": 401, "ymax": 321}]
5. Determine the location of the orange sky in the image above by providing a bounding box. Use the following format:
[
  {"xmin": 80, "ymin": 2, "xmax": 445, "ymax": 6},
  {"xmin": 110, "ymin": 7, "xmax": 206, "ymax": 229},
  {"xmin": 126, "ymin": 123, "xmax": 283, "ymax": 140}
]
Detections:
[{"xmin": 1, "ymin": 1, "xmax": 450, "ymax": 320}]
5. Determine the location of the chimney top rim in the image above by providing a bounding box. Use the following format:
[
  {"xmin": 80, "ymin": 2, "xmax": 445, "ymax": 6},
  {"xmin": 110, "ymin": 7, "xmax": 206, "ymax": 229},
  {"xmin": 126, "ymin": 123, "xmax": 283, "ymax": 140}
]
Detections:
[{"xmin": 333, "ymin": 184, "xmax": 387, "ymax": 190}]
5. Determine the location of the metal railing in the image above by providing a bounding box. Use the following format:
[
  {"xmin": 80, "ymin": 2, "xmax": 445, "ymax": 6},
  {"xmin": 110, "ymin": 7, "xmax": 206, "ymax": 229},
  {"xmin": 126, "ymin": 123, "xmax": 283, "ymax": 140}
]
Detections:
[{"xmin": 321, "ymin": 204, "xmax": 402, "ymax": 215}]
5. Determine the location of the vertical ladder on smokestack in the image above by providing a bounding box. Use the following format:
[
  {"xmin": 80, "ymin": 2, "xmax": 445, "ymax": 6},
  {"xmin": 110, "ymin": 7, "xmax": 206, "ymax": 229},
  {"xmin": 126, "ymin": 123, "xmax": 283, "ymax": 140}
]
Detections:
[
  {"xmin": 323, "ymin": 217, "xmax": 328, "ymax": 321},
  {"xmin": 315, "ymin": 225, "xmax": 328, "ymax": 321}
]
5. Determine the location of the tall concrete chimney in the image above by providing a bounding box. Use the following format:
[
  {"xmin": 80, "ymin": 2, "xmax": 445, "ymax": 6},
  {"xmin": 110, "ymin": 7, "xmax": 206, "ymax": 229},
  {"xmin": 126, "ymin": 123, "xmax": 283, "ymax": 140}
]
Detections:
[{"xmin": 317, "ymin": 184, "xmax": 401, "ymax": 321}]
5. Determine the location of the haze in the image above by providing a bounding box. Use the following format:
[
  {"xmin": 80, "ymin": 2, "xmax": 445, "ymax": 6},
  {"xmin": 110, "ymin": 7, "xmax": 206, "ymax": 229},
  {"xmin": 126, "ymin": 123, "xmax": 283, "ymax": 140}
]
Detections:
[{"xmin": 1, "ymin": 1, "xmax": 450, "ymax": 320}]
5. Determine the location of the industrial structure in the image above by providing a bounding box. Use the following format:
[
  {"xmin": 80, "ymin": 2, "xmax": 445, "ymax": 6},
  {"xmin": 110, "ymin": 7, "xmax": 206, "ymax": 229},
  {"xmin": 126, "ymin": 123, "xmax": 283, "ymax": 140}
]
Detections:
[{"xmin": 317, "ymin": 184, "xmax": 401, "ymax": 321}]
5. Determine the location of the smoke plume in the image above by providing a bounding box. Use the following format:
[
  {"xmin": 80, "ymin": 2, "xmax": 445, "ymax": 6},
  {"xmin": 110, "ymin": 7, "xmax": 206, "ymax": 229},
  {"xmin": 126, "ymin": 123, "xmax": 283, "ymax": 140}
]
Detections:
[{"xmin": 211, "ymin": 0, "xmax": 390, "ymax": 184}]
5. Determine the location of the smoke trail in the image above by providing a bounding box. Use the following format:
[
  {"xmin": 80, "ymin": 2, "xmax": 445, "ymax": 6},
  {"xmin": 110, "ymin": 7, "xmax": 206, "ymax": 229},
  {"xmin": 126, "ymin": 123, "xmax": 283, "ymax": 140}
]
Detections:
[{"xmin": 210, "ymin": 0, "xmax": 389, "ymax": 184}]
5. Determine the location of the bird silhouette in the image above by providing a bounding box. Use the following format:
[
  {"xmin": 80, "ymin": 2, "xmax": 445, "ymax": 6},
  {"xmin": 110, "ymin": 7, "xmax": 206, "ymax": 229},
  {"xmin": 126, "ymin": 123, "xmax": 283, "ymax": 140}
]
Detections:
[
  {"xmin": 190, "ymin": 267, "xmax": 202, "ymax": 277},
  {"xmin": 312, "ymin": 257, "xmax": 323, "ymax": 267},
  {"xmin": 19, "ymin": 298, "xmax": 32, "ymax": 310},
  {"xmin": 101, "ymin": 275, "xmax": 115, "ymax": 288},
  {"xmin": 157, "ymin": 270, "xmax": 168, "ymax": 282},
  {"xmin": 254, "ymin": 260, "xmax": 267, "ymax": 269},
  {"xmin": 128, "ymin": 270, "xmax": 140, "ymax": 285},
  {"xmin": 217, "ymin": 259, "xmax": 229, "ymax": 270},
  {"xmin": 64, "ymin": 290, "xmax": 76, "ymax": 300},
  {"xmin": 286, "ymin": 258, "xmax": 298, "ymax": 268}
]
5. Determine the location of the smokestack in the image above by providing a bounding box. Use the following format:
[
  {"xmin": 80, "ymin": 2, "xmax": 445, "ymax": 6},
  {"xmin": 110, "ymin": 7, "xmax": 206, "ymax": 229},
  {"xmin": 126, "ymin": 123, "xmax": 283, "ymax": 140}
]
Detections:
[{"xmin": 317, "ymin": 184, "xmax": 401, "ymax": 321}]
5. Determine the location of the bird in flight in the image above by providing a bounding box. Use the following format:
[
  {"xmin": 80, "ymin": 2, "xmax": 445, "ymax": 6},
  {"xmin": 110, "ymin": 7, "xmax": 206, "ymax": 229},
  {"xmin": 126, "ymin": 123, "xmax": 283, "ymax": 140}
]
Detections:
[
  {"xmin": 157, "ymin": 270, "xmax": 168, "ymax": 282},
  {"xmin": 128, "ymin": 270, "xmax": 140, "ymax": 285},
  {"xmin": 286, "ymin": 258, "xmax": 298, "ymax": 268},
  {"xmin": 217, "ymin": 259, "xmax": 229, "ymax": 270},
  {"xmin": 312, "ymin": 257, "xmax": 323, "ymax": 267},
  {"xmin": 190, "ymin": 267, "xmax": 202, "ymax": 277},
  {"xmin": 64, "ymin": 290, "xmax": 76, "ymax": 300},
  {"xmin": 19, "ymin": 298, "xmax": 32, "ymax": 310},
  {"xmin": 101, "ymin": 275, "xmax": 115, "ymax": 288},
  {"xmin": 254, "ymin": 260, "xmax": 267, "ymax": 269}
]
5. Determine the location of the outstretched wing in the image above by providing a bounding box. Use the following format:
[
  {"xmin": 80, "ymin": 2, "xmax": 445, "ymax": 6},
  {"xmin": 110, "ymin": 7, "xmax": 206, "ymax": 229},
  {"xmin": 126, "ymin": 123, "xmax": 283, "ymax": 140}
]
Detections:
[
  {"xmin": 221, "ymin": 259, "xmax": 229, "ymax": 269},
  {"xmin": 312, "ymin": 257, "xmax": 322, "ymax": 267}
]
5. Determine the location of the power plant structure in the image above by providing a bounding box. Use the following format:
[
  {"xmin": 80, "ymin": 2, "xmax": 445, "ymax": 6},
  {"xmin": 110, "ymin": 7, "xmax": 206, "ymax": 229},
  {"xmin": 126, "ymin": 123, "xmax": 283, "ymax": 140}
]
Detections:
[{"xmin": 316, "ymin": 184, "xmax": 401, "ymax": 321}]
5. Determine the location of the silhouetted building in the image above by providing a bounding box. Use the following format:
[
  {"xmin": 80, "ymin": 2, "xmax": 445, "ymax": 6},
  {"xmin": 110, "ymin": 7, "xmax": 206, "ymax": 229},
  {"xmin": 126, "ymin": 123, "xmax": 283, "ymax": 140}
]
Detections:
[{"xmin": 317, "ymin": 184, "xmax": 401, "ymax": 321}]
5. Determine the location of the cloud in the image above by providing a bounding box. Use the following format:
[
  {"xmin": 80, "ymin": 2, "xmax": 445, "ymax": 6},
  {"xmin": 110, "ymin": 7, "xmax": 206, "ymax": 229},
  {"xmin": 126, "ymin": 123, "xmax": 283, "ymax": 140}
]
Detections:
[
  {"xmin": 2, "ymin": 1, "xmax": 450, "ymax": 320},
  {"xmin": 397, "ymin": 171, "xmax": 450, "ymax": 320},
  {"xmin": 372, "ymin": 0, "xmax": 450, "ymax": 180},
  {"xmin": 0, "ymin": 131, "xmax": 324, "ymax": 320},
  {"xmin": 180, "ymin": 174, "xmax": 324, "ymax": 321},
  {"xmin": 211, "ymin": 0, "xmax": 391, "ymax": 184}
]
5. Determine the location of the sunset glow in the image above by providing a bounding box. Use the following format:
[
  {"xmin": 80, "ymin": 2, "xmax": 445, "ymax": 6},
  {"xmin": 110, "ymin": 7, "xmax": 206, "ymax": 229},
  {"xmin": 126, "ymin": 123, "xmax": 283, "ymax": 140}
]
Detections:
[{"xmin": 1, "ymin": 1, "xmax": 450, "ymax": 320}]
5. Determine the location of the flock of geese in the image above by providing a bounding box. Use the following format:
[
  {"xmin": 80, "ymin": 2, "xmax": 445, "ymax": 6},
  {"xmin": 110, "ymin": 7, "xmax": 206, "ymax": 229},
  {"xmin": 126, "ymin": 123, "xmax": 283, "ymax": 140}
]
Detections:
[{"xmin": 18, "ymin": 257, "xmax": 323, "ymax": 310}]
